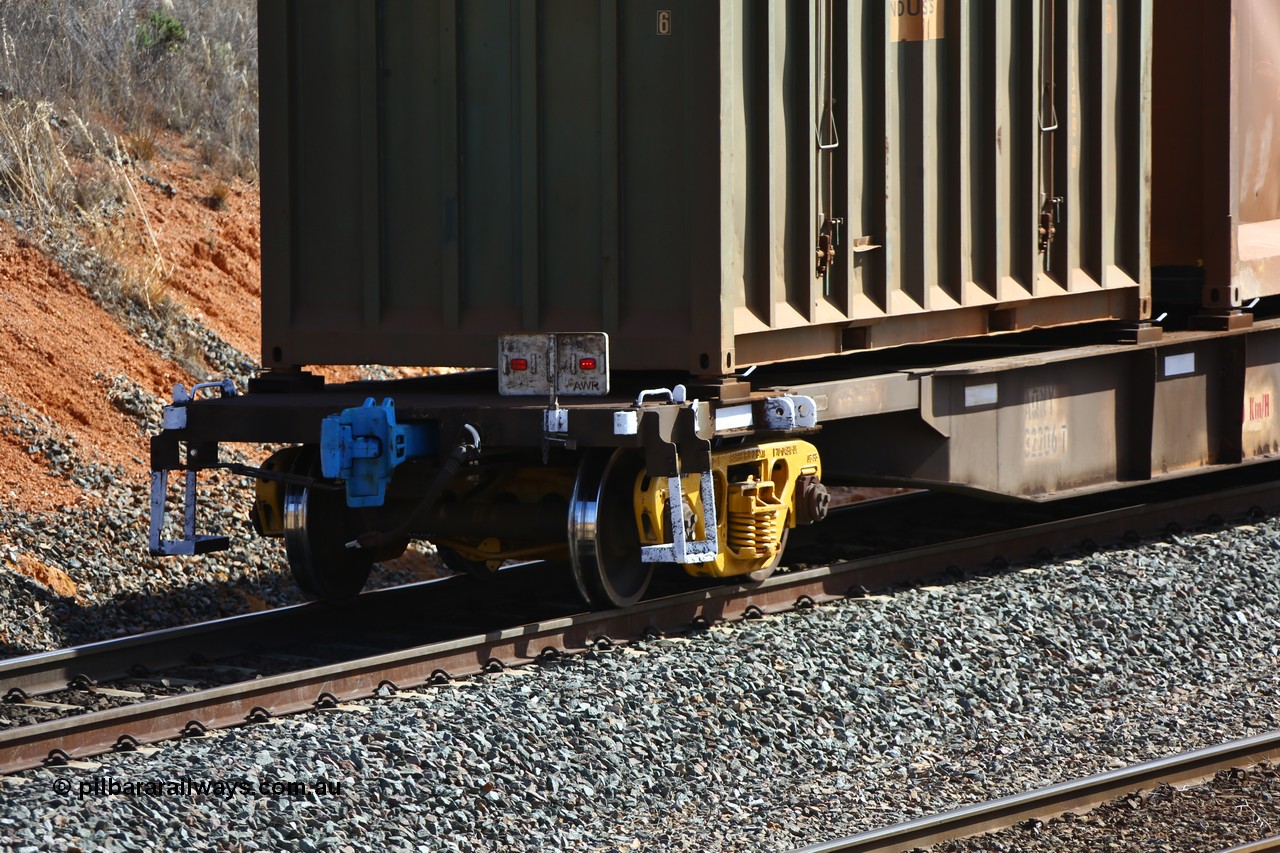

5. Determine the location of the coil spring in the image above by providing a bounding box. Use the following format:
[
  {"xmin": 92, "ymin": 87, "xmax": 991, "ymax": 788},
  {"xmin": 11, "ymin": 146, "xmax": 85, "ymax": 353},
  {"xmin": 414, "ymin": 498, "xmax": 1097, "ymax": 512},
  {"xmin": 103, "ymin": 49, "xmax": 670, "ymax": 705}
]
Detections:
[{"xmin": 727, "ymin": 507, "xmax": 782, "ymax": 556}]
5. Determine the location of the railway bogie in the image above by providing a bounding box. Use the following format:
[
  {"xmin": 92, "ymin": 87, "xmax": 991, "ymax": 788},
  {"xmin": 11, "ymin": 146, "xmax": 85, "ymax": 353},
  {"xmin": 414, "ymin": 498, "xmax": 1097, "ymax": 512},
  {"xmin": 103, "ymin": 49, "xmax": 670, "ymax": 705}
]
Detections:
[
  {"xmin": 636, "ymin": 439, "xmax": 825, "ymax": 581},
  {"xmin": 215, "ymin": 394, "xmax": 829, "ymax": 607}
]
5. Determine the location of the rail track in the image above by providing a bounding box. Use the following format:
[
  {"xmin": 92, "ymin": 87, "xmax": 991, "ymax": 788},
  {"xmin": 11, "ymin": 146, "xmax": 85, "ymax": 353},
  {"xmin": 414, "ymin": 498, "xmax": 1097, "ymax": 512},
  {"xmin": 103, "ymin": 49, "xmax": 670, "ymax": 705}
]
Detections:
[
  {"xmin": 796, "ymin": 731, "xmax": 1280, "ymax": 853},
  {"xmin": 4, "ymin": 466, "xmax": 1280, "ymax": 777},
  {"xmin": 1219, "ymin": 837, "xmax": 1280, "ymax": 853}
]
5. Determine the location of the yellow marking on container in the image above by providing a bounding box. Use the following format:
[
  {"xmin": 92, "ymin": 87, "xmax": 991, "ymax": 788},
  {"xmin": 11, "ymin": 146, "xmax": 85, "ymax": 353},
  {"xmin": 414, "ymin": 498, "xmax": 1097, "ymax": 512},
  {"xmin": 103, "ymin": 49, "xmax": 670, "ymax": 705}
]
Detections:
[{"xmin": 889, "ymin": 0, "xmax": 945, "ymax": 43}]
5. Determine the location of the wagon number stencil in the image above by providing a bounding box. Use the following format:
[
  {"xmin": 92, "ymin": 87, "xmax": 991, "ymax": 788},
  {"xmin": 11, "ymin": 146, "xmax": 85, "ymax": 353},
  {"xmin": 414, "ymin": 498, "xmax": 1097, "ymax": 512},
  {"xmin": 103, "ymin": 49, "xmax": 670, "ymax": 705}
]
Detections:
[
  {"xmin": 890, "ymin": 0, "xmax": 945, "ymax": 43},
  {"xmin": 1024, "ymin": 385, "xmax": 1069, "ymax": 461},
  {"xmin": 657, "ymin": 10, "xmax": 672, "ymax": 36}
]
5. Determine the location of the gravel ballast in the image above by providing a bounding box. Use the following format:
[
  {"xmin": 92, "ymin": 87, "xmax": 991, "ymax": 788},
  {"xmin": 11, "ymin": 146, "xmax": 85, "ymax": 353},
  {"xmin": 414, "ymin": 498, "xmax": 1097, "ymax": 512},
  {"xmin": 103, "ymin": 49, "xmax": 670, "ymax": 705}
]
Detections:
[{"xmin": 3, "ymin": 518, "xmax": 1280, "ymax": 850}]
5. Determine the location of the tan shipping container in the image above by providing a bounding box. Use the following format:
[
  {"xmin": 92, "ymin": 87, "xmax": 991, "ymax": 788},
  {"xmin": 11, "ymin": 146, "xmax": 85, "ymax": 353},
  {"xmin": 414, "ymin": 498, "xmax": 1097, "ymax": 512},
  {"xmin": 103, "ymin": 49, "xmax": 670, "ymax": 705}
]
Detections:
[{"xmin": 1152, "ymin": 0, "xmax": 1280, "ymax": 309}]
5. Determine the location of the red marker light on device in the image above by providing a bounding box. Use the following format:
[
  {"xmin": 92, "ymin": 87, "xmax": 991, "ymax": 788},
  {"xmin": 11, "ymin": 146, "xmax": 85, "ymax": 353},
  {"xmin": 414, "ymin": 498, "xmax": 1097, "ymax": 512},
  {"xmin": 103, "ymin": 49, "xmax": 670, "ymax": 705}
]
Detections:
[
  {"xmin": 511, "ymin": 357, "xmax": 529, "ymax": 371},
  {"xmin": 579, "ymin": 357, "xmax": 597, "ymax": 371}
]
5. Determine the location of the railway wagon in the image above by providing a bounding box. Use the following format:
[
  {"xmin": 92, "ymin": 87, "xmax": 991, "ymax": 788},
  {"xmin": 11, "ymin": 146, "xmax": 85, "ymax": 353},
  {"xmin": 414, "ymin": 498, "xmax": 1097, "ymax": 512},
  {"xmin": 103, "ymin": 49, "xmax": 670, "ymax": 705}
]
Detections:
[{"xmin": 150, "ymin": 0, "xmax": 1280, "ymax": 608}]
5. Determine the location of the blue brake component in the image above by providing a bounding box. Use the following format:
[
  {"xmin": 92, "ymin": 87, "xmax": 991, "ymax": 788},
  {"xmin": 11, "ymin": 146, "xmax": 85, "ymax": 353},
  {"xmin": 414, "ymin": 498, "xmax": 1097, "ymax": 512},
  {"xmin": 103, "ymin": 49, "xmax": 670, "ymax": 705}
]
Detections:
[{"xmin": 320, "ymin": 398, "xmax": 437, "ymax": 508}]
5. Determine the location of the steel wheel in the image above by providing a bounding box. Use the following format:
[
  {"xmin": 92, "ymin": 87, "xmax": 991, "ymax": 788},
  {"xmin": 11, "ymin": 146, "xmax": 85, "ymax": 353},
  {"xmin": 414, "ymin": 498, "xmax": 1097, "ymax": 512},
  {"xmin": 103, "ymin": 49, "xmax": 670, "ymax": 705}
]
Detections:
[
  {"xmin": 283, "ymin": 451, "xmax": 376, "ymax": 603},
  {"xmin": 568, "ymin": 450, "xmax": 656, "ymax": 609}
]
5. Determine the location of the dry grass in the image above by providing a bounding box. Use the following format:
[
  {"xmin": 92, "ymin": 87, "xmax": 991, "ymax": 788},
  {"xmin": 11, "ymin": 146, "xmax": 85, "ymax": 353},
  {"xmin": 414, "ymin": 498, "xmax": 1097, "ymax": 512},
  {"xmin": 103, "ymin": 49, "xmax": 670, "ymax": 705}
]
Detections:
[
  {"xmin": 125, "ymin": 127, "xmax": 158, "ymax": 163},
  {"xmin": 205, "ymin": 178, "xmax": 230, "ymax": 211},
  {"xmin": 0, "ymin": 1, "xmax": 258, "ymax": 179},
  {"xmin": 0, "ymin": 98, "xmax": 123, "ymax": 225},
  {"xmin": 0, "ymin": 0, "xmax": 257, "ymax": 320},
  {"xmin": 88, "ymin": 213, "xmax": 172, "ymax": 311}
]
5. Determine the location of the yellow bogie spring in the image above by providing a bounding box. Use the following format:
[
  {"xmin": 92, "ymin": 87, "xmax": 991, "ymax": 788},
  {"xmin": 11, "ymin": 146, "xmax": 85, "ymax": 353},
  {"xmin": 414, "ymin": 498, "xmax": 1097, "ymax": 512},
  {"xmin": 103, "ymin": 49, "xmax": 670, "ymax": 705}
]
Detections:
[
  {"xmin": 726, "ymin": 481, "xmax": 785, "ymax": 559},
  {"xmin": 634, "ymin": 439, "xmax": 821, "ymax": 579}
]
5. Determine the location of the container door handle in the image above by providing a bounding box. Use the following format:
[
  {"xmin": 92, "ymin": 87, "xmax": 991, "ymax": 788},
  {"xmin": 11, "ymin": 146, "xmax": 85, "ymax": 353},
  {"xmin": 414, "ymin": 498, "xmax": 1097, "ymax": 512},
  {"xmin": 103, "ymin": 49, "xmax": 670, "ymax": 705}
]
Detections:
[
  {"xmin": 1039, "ymin": 0, "xmax": 1058, "ymax": 133},
  {"xmin": 816, "ymin": 113, "xmax": 840, "ymax": 151},
  {"xmin": 815, "ymin": 0, "xmax": 839, "ymax": 150}
]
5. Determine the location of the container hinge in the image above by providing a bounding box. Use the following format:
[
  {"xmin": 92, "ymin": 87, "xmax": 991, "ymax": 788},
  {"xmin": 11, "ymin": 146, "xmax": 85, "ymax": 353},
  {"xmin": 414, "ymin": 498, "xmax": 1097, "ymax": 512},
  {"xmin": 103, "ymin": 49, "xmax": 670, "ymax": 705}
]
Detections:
[
  {"xmin": 816, "ymin": 216, "xmax": 844, "ymax": 280},
  {"xmin": 1039, "ymin": 196, "xmax": 1063, "ymax": 259}
]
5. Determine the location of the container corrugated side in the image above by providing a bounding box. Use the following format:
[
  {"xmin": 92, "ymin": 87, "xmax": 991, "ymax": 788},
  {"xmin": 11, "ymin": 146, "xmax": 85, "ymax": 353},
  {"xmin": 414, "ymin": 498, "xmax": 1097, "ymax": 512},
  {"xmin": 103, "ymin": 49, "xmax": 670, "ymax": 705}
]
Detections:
[
  {"xmin": 260, "ymin": 1, "xmax": 1150, "ymax": 377},
  {"xmin": 1152, "ymin": 0, "xmax": 1280, "ymax": 308}
]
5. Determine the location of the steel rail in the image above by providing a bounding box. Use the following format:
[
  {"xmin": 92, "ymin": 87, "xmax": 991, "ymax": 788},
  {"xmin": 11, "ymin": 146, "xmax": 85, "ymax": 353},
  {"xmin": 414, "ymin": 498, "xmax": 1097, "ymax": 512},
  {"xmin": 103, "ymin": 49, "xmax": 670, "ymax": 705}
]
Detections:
[
  {"xmin": 1217, "ymin": 837, "xmax": 1280, "ymax": 853},
  {"xmin": 3, "ymin": 477, "xmax": 1280, "ymax": 775},
  {"xmin": 0, "ymin": 558, "xmax": 584, "ymax": 702},
  {"xmin": 794, "ymin": 731, "xmax": 1280, "ymax": 853},
  {"xmin": 0, "ymin": 576, "xmax": 468, "ymax": 698}
]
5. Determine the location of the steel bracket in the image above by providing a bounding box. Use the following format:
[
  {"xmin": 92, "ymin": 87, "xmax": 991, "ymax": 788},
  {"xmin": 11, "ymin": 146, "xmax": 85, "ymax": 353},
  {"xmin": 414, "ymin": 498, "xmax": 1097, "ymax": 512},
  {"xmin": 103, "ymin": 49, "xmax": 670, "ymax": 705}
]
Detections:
[
  {"xmin": 160, "ymin": 379, "xmax": 238, "ymax": 431},
  {"xmin": 640, "ymin": 469, "xmax": 719, "ymax": 565},
  {"xmin": 149, "ymin": 381, "xmax": 239, "ymax": 557},
  {"xmin": 761, "ymin": 395, "xmax": 819, "ymax": 430},
  {"xmin": 638, "ymin": 403, "xmax": 719, "ymax": 565},
  {"xmin": 148, "ymin": 467, "xmax": 230, "ymax": 557}
]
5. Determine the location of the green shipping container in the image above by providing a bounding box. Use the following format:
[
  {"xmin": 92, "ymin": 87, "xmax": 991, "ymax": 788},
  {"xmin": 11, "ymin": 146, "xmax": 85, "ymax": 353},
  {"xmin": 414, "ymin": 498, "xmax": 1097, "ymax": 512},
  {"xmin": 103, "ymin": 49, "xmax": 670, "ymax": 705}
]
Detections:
[{"xmin": 259, "ymin": 0, "xmax": 1151, "ymax": 377}]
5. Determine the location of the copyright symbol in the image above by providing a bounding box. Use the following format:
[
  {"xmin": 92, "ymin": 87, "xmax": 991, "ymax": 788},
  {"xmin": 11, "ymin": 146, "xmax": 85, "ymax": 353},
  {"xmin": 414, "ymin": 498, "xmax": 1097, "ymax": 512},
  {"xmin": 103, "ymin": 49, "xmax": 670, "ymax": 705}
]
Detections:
[{"xmin": 52, "ymin": 778, "xmax": 71, "ymax": 795}]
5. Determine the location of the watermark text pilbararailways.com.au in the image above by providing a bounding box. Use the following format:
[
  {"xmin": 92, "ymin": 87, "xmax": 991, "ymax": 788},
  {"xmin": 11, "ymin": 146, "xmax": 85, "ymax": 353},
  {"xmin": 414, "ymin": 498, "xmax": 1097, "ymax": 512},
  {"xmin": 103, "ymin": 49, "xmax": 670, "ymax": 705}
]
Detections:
[{"xmin": 52, "ymin": 776, "xmax": 344, "ymax": 799}]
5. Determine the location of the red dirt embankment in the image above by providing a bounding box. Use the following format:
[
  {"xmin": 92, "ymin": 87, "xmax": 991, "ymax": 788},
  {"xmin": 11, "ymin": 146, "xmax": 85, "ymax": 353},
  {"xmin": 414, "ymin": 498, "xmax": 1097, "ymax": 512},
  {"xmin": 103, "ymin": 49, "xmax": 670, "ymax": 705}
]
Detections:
[
  {"xmin": 0, "ymin": 138, "xmax": 267, "ymax": 515},
  {"xmin": 0, "ymin": 224, "xmax": 189, "ymax": 513},
  {"xmin": 125, "ymin": 154, "xmax": 263, "ymax": 362}
]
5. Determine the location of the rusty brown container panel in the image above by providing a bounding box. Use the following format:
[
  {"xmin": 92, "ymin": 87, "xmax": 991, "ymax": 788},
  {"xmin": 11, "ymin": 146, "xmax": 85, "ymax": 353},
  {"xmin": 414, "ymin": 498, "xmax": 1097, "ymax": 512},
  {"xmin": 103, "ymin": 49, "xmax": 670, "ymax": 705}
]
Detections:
[
  {"xmin": 1152, "ymin": 0, "xmax": 1280, "ymax": 307},
  {"xmin": 260, "ymin": 1, "xmax": 1150, "ymax": 376}
]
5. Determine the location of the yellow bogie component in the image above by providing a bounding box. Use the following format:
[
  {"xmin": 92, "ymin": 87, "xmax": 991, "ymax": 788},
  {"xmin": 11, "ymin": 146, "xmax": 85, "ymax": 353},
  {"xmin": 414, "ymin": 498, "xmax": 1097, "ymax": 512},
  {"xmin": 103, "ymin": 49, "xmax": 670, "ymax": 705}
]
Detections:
[
  {"xmin": 431, "ymin": 464, "xmax": 575, "ymax": 567},
  {"xmin": 634, "ymin": 439, "xmax": 821, "ymax": 579},
  {"xmin": 445, "ymin": 464, "xmax": 576, "ymax": 505},
  {"xmin": 725, "ymin": 481, "xmax": 785, "ymax": 560},
  {"xmin": 251, "ymin": 445, "xmax": 306, "ymax": 537},
  {"xmin": 431, "ymin": 536, "xmax": 567, "ymax": 565}
]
